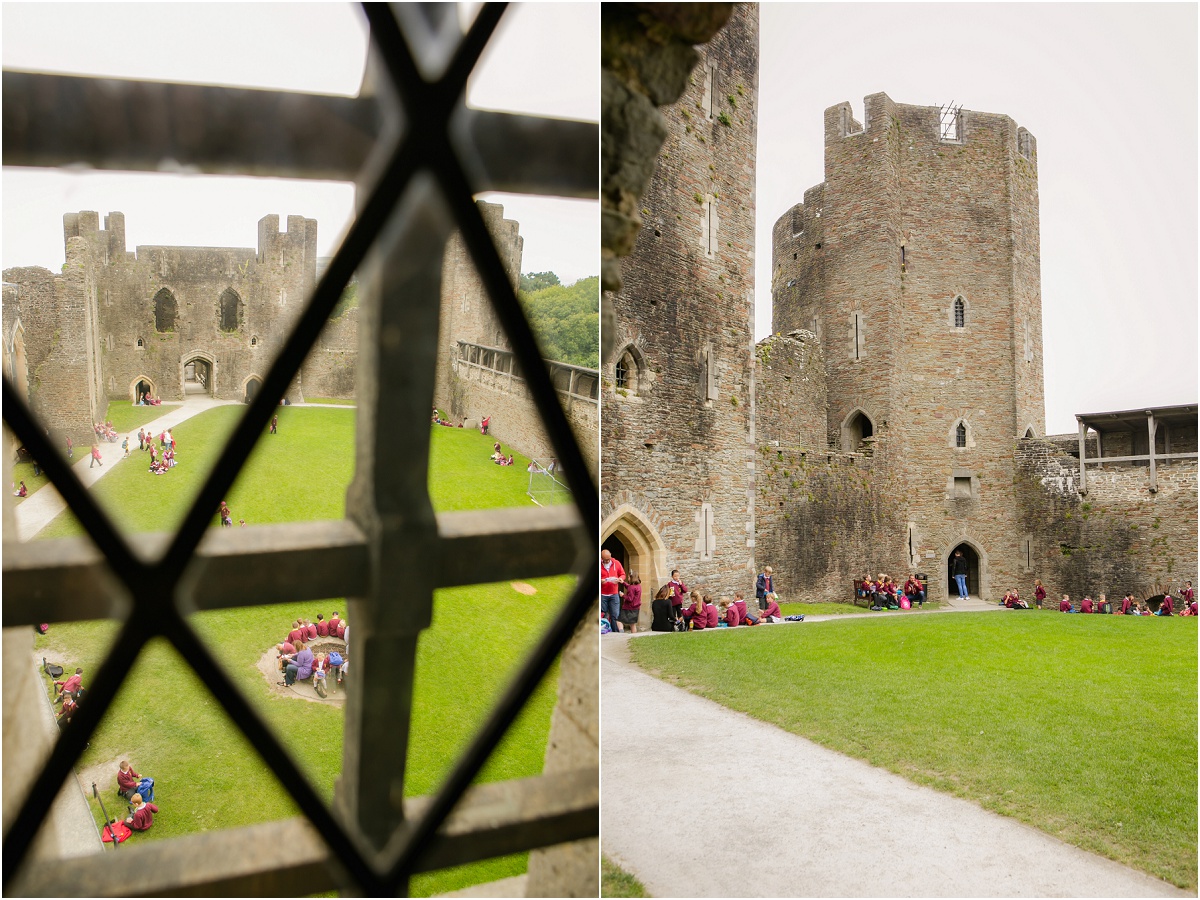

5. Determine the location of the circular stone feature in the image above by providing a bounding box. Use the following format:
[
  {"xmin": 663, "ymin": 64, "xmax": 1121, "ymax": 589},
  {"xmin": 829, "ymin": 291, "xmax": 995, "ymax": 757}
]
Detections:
[
  {"xmin": 511, "ymin": 582, "xmax": 538, "ymax": 596},
  {"xmin": 257, "ymin": 637, "xmax": 347, "ymax": 704}
]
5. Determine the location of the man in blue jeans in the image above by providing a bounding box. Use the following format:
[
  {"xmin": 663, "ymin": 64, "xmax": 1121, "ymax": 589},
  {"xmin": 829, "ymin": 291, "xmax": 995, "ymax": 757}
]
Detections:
[
  {"xmin": 600, "ymin": 549, "xmax": 626, "ymax": 632},
  {"xmin": 952, "ymin": 550, "xmax": 969, "ymax": 599}
]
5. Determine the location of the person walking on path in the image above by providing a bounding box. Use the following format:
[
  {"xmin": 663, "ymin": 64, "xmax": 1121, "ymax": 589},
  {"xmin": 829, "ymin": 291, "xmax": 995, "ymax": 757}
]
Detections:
[
  {"xmin": 89, "ymin": 444, "xmax": 103, "ymax": 468},
  {"xmin": 952, "ymin": 550, "xmax": 968, "ymax": 599},
  {"xmin": 600, "ymin": 549, "xmax": 626, "ymax": 632},
  {"xmin": 66, "ymin": 436, "xmax": 74, "ymax": 459}
]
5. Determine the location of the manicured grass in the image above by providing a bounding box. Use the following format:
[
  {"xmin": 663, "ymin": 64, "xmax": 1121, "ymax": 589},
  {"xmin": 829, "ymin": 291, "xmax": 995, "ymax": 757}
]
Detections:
[
  {"xmin": 9, "ymin": 459, "xmax": 49, "ymax": 503},
  {"xmin": 779, "ymin": 599, "xmax": 945, "ymax": 617},
  {"xmin": 104, "ymin": 401, "xmax": 178, "ymax": 435},
  {"xmin": 301, "ymin": 397, "xmax": 356, "ymax": 406},
  {"xmin": 35, "ymin": 405, "xmax": 574, "ymax": 895},
  {"xmin": 630, "ymin": 613, "xmax": 1197, "ymax": 890},
  {"xmin": 602, "ymin": 854, "xmax": 650, "ymax": 897}
]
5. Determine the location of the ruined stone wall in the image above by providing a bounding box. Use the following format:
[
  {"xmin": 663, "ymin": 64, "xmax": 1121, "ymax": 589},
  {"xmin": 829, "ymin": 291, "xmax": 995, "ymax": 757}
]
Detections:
[
  {"xmin": 434, "ymin": 202, "xmax": 524, "ymax": 412},
  {"xmin": 2, "ymin": 262, "xmax": 101, "ymax": 447},
  {"xmin": 755, "ymin": 439, "xmax": 908, "ymax": 603},
  {"xmin": 602, "ymin": 4, "xmax": 759, "ymax": 599},
  {"xmin": 302, "ymin": 307, "xmax": 359, "ymax": 400},
  {"xmin": 756, "ymin": 330, "xmax": 826, "ymax": 449},
  {"xmin": 448, "ymin": 362, "xmax": 599, "ymax": 476},
  {"xmin": 772, "ymin": 95, "xmax": 1043, "ymax": 600},
  {"xmin": 1015, "ymin": 437, "xmax": 1198, "ymax": 601}
]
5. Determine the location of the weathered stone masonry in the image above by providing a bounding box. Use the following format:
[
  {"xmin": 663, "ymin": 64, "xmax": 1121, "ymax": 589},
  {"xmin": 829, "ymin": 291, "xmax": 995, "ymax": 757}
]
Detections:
[{"xmin": 602, "ymin": 4, "xmax": 759, "ymax": 620}]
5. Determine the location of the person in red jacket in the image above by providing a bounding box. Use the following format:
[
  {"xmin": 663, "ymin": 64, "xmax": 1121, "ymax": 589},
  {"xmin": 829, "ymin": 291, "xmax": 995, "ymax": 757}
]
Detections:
[
  {"xmin": 1080, "ymin": 595, "xmax": 1094, "ymax": 614},
  {"xmin": 125, "ymin": 794, "xmax": 159, "ymax": 832},
  {"xmin": 329, "ymin": 611, "xmax": 341, "ymax": 635},
  {"xmin": 1059, "ymin": 594, "xmax": 1073, "ymax": 613},
  {"xmin": 287, "ymin": 621, "xmax": 304, "ymax": 645},
  {"xmin": 760, "ymin": 596, "xmax": 782, "ymax": 619},
  {"xmin": 704, "ymin": 598, "xmax": 719, "ymax": 629},
  {"xmin": 667, "ymin": 570, "xmax": 688, "ymax": 616},
  {"xmin": 117, "ymin": 760, "xmax": 141, "ymax": 800},
  {"xmin": 56, "ymin": 668, "xmax": 83, "ymax": 700},
  {"xmin": 1033, "ymin": 579, "xmax": 1047, "ymax": 609},
  {"xmin": 304, "ymin": 619, "xmax": 318, "ymax": 641},
  {"xmin": 316, "ymin": 614, "xmax": 330, "ymax": 638}
]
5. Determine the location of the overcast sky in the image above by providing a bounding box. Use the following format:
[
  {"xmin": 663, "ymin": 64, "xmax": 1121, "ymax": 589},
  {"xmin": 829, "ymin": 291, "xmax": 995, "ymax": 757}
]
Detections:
[
  {"xmin": 757, "ymin": 3, "xmax": 1197, "ymax": 435},
  {"xmin": 2, "ymin": 2, "xmax": 598, "ymax": 284}
]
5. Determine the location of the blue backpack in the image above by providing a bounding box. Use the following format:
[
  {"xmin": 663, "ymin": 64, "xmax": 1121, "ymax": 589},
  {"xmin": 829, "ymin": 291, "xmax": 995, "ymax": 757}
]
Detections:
[
  {"xmin": 328, "ymin": 651, "xmax": 344, "ymax": 668},
  {"xmin": 136, "ymin": 777, "xmax": 155, "ymax": 803}
]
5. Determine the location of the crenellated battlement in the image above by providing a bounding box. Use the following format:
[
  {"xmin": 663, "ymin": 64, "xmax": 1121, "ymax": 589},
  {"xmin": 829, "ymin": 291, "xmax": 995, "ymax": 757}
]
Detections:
[{"xmin": 63, "ymin": 210, "xmax": 127, "ymax": 265}]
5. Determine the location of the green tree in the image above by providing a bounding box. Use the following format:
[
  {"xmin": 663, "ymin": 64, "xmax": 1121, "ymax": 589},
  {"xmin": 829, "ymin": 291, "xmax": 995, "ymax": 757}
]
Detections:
[
  {"xmin": 518, "ymin": 275, "xmax": 599, "ymax": 368},
  {"xmin": 519, "ymin": 271, "xmax": 561, "ymax": 293}
]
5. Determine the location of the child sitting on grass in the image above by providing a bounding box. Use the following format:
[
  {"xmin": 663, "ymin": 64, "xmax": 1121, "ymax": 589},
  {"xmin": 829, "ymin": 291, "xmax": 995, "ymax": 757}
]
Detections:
[{"xmin": 125, "ymin": 793, "xmax": 158, "ymax": 832}]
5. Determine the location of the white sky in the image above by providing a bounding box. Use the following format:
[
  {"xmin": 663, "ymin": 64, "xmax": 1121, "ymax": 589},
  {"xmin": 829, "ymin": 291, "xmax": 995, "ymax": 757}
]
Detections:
[
  {"xmin": 1, "ymin": 2, "xmax": 599, "ymax": 284},
  {"xmin": 757, "ymin": 3, "xmax": 1198, "ymax": 435}
]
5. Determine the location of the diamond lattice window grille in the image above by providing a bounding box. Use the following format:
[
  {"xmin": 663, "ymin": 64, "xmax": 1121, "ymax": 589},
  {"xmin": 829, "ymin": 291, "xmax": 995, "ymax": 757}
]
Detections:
[{"xmin": 2, "ymin": 4, "xmax": 598, "ymax": 895}]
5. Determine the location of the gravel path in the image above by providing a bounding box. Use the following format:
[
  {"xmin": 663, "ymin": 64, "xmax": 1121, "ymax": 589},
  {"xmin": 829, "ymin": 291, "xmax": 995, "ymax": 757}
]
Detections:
[{"xmin": 601, "ymin": 633, "xmax": 1189, "ymax": 898}]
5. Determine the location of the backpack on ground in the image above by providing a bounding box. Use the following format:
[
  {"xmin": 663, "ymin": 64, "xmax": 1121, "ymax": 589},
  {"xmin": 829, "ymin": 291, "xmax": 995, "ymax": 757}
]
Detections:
[
  {"xmin": 43, "ymin": 658, "xmax": 64, "ymax": 678},
  {"xmin": 136, "ymin": 777, "xmax": 154, "ymax": 803}
]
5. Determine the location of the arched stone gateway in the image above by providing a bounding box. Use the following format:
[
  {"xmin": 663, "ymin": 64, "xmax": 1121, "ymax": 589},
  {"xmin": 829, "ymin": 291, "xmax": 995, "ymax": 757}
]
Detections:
[
  {"xmin": 243, "ymin": 375, "xmax": 262, "ymax": 404},
  {"xmin": 945, "ymin": 540, "xmax": 988, "ymax": 601},
  {"xmin": 182, "ymin": 352, "xmax": 215, "ymax": 396},
  {"xmin": 130, "ymin": 375, "xmax": 155, "ymax": 404},
  {"xmin": 602, "ymin": 504, "xmax": 668, "ymax": 631}
]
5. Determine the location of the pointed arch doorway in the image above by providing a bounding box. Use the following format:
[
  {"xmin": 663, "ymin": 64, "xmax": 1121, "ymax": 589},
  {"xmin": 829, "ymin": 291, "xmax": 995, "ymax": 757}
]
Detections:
[
  {"xmin": 946, "ymin": 541, "xmax": 983, "ymax": 600},
  {"xmin": 602, "ymin": 504, "xmax": 668, "ymax": 631}
]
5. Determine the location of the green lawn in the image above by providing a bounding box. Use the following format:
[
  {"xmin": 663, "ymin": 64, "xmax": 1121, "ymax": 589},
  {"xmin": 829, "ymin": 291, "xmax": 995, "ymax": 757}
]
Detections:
[
  {"xmin": 630, "ymin": 613, "xmax": 1197, "ymax": 890},
  {"xmin": 35, "ymin": 406, "xmax": 573, "ymax": 895},
  {"xmin": 602, "ymin": 854, "xmax": 650, "ymax": 897},
  {"xmin": 776, "ymin": 599, "xmax": 946, "ymax": 617},
  {"xmin": 104, "ymin": 401, "xmax": 178, "ymax": 435},
  {"xmin": 301, "ymin": 397, "xmax": 356, "ymax": 406}
]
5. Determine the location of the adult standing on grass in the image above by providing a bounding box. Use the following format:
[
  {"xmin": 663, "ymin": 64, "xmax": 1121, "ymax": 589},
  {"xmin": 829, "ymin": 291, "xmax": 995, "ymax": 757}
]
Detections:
[
  {"xmin": 952, "ymin": 550, "xmax": 968, "ymax": 600},
  {"xmin": 89, "ymin": 443, "xmax": 103, "ymax": 468},
  {"xmin": 600, "ymin": 549, "xmax": 626, "ymax": 632}
]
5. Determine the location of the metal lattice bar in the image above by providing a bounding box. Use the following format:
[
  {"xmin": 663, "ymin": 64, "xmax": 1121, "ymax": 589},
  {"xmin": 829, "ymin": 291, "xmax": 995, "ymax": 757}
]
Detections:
[{"xmin": 2, "ymin": 2, "xmax": 598, "ymax": 893}]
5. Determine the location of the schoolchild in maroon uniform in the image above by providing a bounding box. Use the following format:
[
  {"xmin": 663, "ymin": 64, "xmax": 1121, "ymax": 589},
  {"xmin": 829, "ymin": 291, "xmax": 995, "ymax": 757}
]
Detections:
[
  {"xmin": 316, "ymin": 614, "xmax": 330, "ymax": 638},
  {"xmin": 126, "ymin": 794, "xmax": 159, "ymax": 832},
  {"xmin": 335, "ymin": 618, "xmax": 346, "ymax": 639},
  {"xmin": 667, "ymin": 570, "xmax": 688, "ymax": 615},
  {"xmin": 1059, "ymin": 594, "xmax": 1073, "ymax": 612},
  {"xmin": 760, "ymin": 596, "xmax": 781, "ymax": 619},
  {"xmin": 56, "ymin": 668, "xmax": 83, "ymax": 699},
  {"xmin": 619, "ymin": 573, "xmax": 643, "ymax": 634},
  {"xmin": 904, "ymin": 575, "xmax": 926, "ymax": 608},
  {"xmin": 1080, "ymin": 596, "xmax": 1094, "ymax": 614},
  {"xmin": 732, "ymin": 593, "xmax": 759, "ymax": 625},
  {"xmin": 1159, "ymin": 594, "xmax": 1175, "ymax": 616},
  {"xmin": 704, "ymin": 598, "xmax": 719, "ymax": 629},
  {"xmin": 721, "ymin": 597, "xmax": 741, "ymax": 627},
  {"xmin": 1033, "ymin": 580, "xmax": 1047, "ymax": 609},
  {"xmin": 684, "ymin": 591, "xmax": 707, "ymax": 630},
  {"xmin": 305, "ymin": 620, "xmax": 318, "ymax": 641},
  {"xmin": 117, "ymin": 761, "xmax": 141, "ymax": 800},
  {"xmin": 288, "ymin": 622, "xmax": 304, "ymax": 645},
  {"xmin": 1181, "ymin": 581, "xmax": 1195, "ymax": 607},
  {"xmin": 329, "ymin": 612, "xmax": 341, "ymax": 635}
]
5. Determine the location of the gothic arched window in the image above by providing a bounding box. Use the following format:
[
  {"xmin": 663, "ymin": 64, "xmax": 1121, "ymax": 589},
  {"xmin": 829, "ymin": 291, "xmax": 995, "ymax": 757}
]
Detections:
[
  {"xmin": 153, "ymin": 288, "xmax": 177, "ymax": 333},
  {"xmin": 220, "ymin": 288, "xmax": 242, "ymax": 332},
  {"xmin": 954, "ymin": 297, "xmax": 965, "ymax": 328},
  {"xmin": 956, "ymin": 421, "xmax": 967, "ymax": 447}
]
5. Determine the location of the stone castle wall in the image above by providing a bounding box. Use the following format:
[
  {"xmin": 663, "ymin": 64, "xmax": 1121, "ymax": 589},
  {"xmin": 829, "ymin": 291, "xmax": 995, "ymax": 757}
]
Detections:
[
  {"xmin": 756, "ymin": 330, "xmax": 827, "ymax": 449},
  {"xmin": 1015, "ymin": 438, "xmax": 1198, "ymax": 601},
  {"xmin": 602, "ymin": 4, "xmax": 760, "ymax": 603}
]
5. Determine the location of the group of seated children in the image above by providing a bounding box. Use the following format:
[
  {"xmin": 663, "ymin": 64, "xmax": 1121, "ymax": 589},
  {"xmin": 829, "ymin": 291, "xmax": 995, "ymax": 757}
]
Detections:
[
  {"xmin": 276, "ymin": 613, "xmax": 348, "ymax": 693},
  {"xmin": 681, "ymin": 591, "xmax": 784, "ymax": 630},
  {"xmin": 136, "ymin": 391, "xmax": 162, "ymax": 406},
  {"xmin": 94, "ymin": 421, "xmax": 120, "ymax": 443},
  {"xmin": 430, "ymin": 407, "xmax": 464, "ymax": 428},
  {"xmin": 12, "ymin": 480, "xmax": 27, "ymax": 498},
  {"xmin": 490, "ymin": 442, "xmax": 515, "ymax": 466},
  {"xmin": 858, "ymin": 574, "xmax": 926, "ymax": 611},
  {"xmin": 115, "ymin": 760, "xmax": 158, "ymax": 835},
  {"xmin": 1001, "ymin": 588, "xmax": 1031, "ymax": 609}
]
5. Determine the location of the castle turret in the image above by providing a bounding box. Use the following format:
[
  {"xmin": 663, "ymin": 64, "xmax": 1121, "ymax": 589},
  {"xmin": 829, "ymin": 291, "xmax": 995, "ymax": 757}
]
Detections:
[{"xmin": 772, "ymin": 94, "xmax": 1045, "ymax": 600}]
